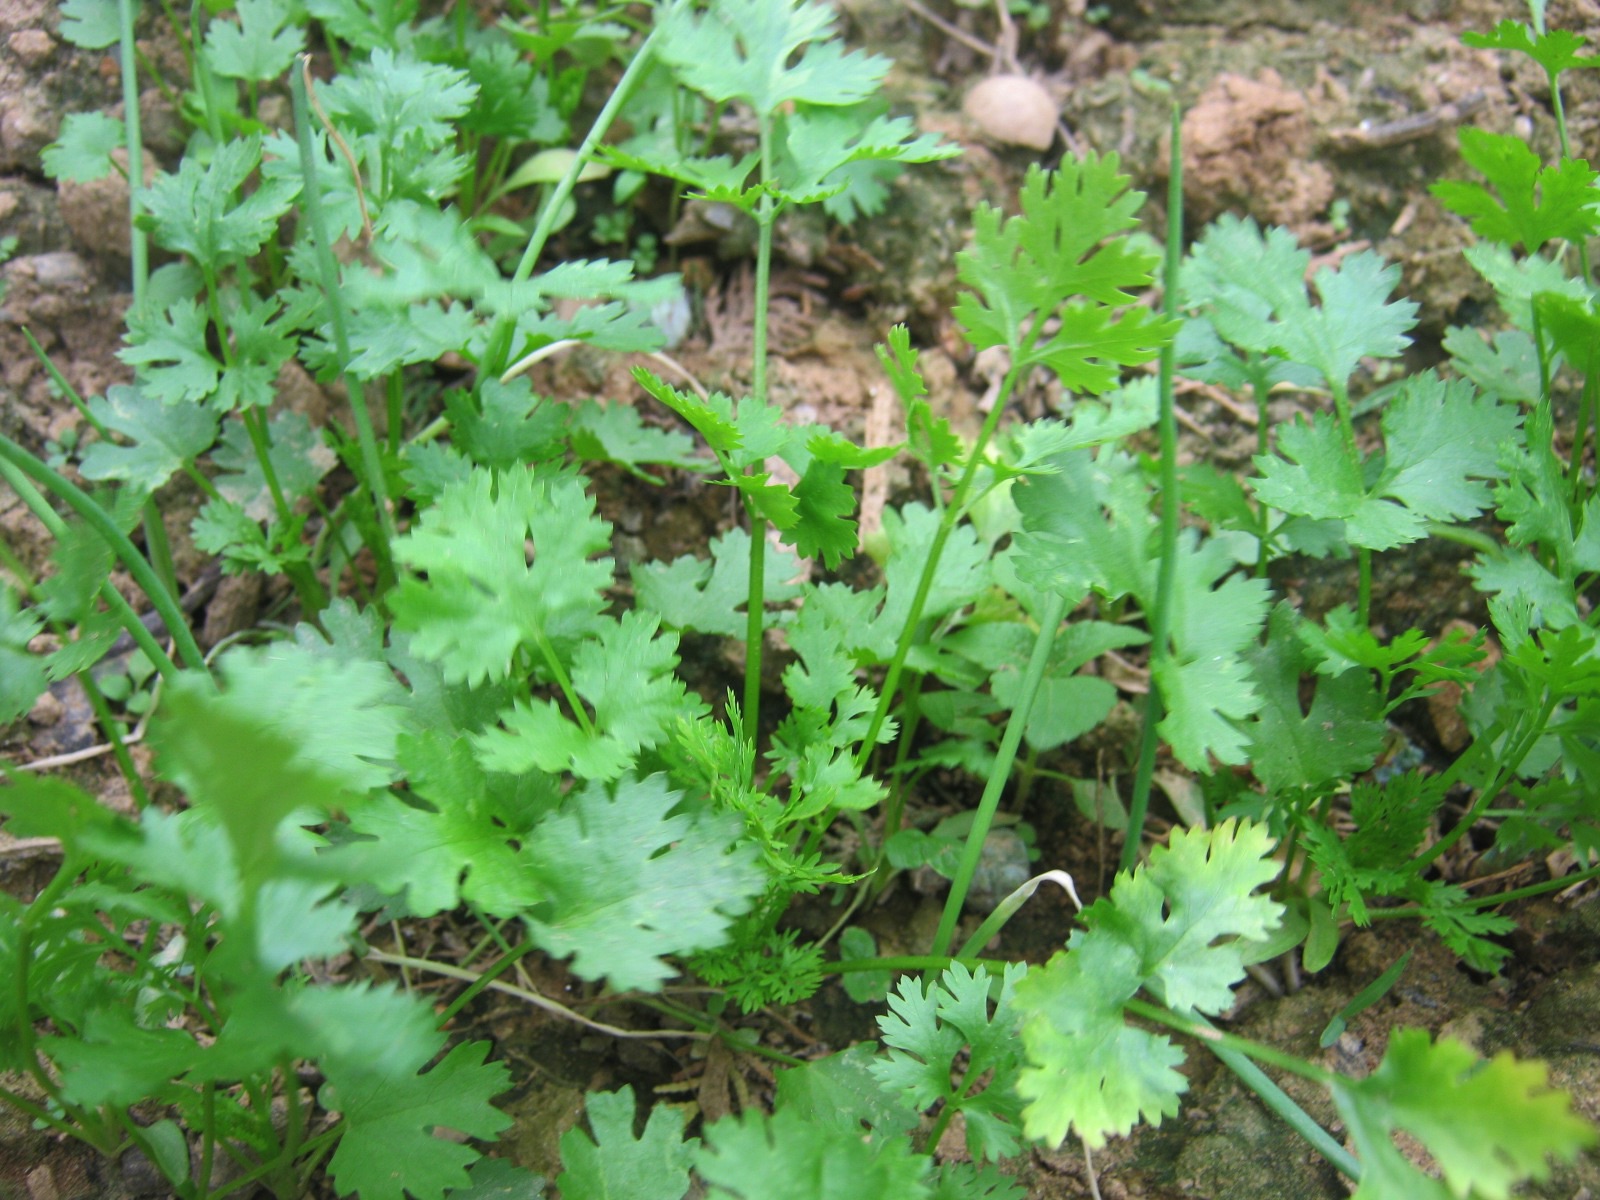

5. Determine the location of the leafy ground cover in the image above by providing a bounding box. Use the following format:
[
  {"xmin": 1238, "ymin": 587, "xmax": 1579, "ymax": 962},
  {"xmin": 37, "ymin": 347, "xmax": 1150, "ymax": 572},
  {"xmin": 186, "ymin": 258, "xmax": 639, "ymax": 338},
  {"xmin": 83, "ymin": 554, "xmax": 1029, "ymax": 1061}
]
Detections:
[{"xmin": 1, "ymin": 0, "xmax": 1600, "ymax": 1197}]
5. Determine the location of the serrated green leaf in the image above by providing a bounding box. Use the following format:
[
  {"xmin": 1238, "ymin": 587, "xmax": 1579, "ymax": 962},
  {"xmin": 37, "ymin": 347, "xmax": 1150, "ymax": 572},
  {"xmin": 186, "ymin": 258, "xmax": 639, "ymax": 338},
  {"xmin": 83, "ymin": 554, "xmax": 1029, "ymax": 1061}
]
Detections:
[
  {"xmin": 556, "ymin": 1086, "xmax": 695, "ymax": 1200},
  {"xmin": 121, "ymin": 299, "xmax": 220, "ymax": 406},
  {"xmin": 60, "ymin": 0, "xmax": 119, "ymax": 48},
  {"xmin": 0, "ymin": 588, "xmax": 48, "ymax": 724},
  {"xmin": 79, "ymin": 383, "xmax": 218, "ymax": 492},
  {"xmin": 1332, "ymin": 1028, "xmax": 1595, "ymax": 1200},
  {"xmin": 1186, "ymin": 215, "xmax": 1416, "ymax": 390},
  {"xmin": 42, "ymin": 111, "xmax": 124, "ymax": 183},
  {"xmin": 204, "ymin": 0, "xmax": 304, "ymax": 81},
  {"xmin": 954, "ymin": 159, "xmax": 1174, "ymax": 389},
  {"xmin": 695, "ymin": 1106, "xmax": 930, "ymax": 1200},
  {"xmin": 659, "ymin": 0, "xmax": 890, "ymax": 115},
  {"xmin": 391, "ymin": 466, "xmax": 612, "ymax": 685},
  {"xmin": 774, "ymin": 1043, "xmax": 918, "ymax": 1138},
  {"xmin": 1014, "ymin": 821, "xmax": 1282, "ymax": 1148},
  {"xmin": 212, "ymin": 409, "xmax": 335, "ymax": 519},
  {"xmin": 1463, "ymin": 19, "xmax": 1600, "ymax": 79},
  {"xmin": 139, "ymin": 136, "xmax": 298, "ymax": 263},
  {"xmin": 520, "ymin": 774, "xmax": 763, "ymax": 991},
  {"xmin": 472, "ymin": 611, "xmax": 703, "ymax": 781},
  {"xmin": 633, "ymin": 527, "xmax": 802, "ymax": 637},
  {"xmin": 324, "ymin": 1041, "xmax": 512, "ymax": 1200},
  {"xmin": 1432, "ymin": 128, "xmax": 1600, "ymax": 254},
  {"xmin": 872, "ymin": 963, "xmax": 1027, "ymax": 1161},
  {"xmin": 569, "ymin": 399, "xmax": 703, "ymax": 480},
  {"xmin": 1244, "ymin": 604, "xmax": 1386, "ymax": 792}
]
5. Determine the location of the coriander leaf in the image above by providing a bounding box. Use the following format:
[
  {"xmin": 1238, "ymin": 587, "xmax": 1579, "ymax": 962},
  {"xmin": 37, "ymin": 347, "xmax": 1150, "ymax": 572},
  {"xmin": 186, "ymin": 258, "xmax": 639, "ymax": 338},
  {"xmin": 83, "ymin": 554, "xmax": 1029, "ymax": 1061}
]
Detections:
[
  {"xmin": 872, "ymin": 963, "xmax": 1027, "ymax": 1162},
  {"xmin": 121, "ymin": 299, "xmax": 220, "ymax": 406},
  {"xmin": 204, "ymin": 0, "xmax": 304, "ymax": 81},
  {"xmin": 215, "ymin": 291, "xmax": 297, "ymax": 411},
  {"xmin": 1152, "ymin": 532, "xmax": 1271, "ymax": 769},
  {"xmin": 1463, "ymin": 241, "xmax": 1589, "ymax": 333},
  {"xmin": 521, "ymin": 774, "xmax": 763, "ymax": 991},
  {"xmin": 695, "ymin": 1107, "xmax": 930, "ymax": 1200},
  {"xmin": 346, "ymin": 733, "xmax": 547, "ymax": 918},
  {"xmin": 318, "ymin": 48, "xmax": 477, "ymax": 150},
  {"xmin": 556, "ymin": 1086, "xmax": 696, "ymax": 1200},
  {"xmin": 324, "ymin": 1041, "xmax": 512, "ymax": 1200},
  {"xmin": 1463, "ymin": 20, "xmax": 1600, "ymax": 77},
  {"xmin": 1244, "ymin": 604, "xmax": 1385, "ymax": 793},
  {"xmin": 139, "ymin": 135, "xmax": 298, "ymax": 263},
  {"xmin": 1186, "ymin": 215, "xmax": 1416, "ymax": 390},
  {"xmin": 472, "ymin": 611, "xmax": 704, "ymax": 782},
  {"xmin": 1252, "ymin": 372, "xmax": 1517, "ymax": 550},
  {"xmin": 41, "ymin": 111, "xmax": 124, "ymax": 183},
  {"xmin": 1380, "ymin": 371, "xmax": 1520, "ymax": 524},
  {"xmin": 659, "ymin": 0, "xmax": 890, "ymax": 115},
  {"xmin": 785, "ymin": 458, "xmax": 857, "ymax": 568},
  {"xmin": 390, "ymin": 467, "xmax": 613, "ymax": 686},
  {"xmin": 445, "ymin": 378, "xmax": 568, "ymax": 472},
  {"xmin": 633, "ymin": 527, "xmax": 802, "ymax": 637},
  {"xmin": 192, "ymin": 499, "xmax": 308, "ymax": 576},
  {"xmin": 213, "ymin": 410, "xmax": 335, "ymax": 519},
  {"xmin": 1443, "ymin": 325, "xmax": 1541, "ymax": 404},
  {"xmin": 954, "ymin": 159, "xmax": 1175, "ymax": 389},
  {"xmin": 59, "ymin": 0, "xmax": 119, "ymax": 48},
  {"xmin": 569, "ymin": 400, "xmax": 703, "ymax": 481},
  {"xmin": 445, "ymin": 1158, "xmax": 546, "ymax": 1199},
  {"xmin": 878, "ymin": 326, "xmax": 963, "ymax": 472},
  {"xmin": 1431, "ymin": 128, "xmax": 1600, "ymax": 254},
  {"xmin": 47, "ymin": 1008, "xmax": 198, "ymax": 1108},
  {"xmin": 305, "ymin": 0, "xmax": 417, "ymax": 51},
  {"xmin": 1331, "ymin": 1029, "xmax": 1595, "ymax": 1200},
  {"xmin": 460, "ymin": 41, "xmax": 565, "ymax": 143},
  {"xmin": 79, "ymin": 383, "xmax": 217, "ymax": 493},
  {"xmin": 0, "ymin": 588, "xmax": 46, "ymax": 725},
  {"xmin": 1014, "ymin": 821, "xmax": 1281, "ymax": 1148},
  {"xmin": 774, "ymin": 1044, "xmax": 920, "ymax": 1141}
]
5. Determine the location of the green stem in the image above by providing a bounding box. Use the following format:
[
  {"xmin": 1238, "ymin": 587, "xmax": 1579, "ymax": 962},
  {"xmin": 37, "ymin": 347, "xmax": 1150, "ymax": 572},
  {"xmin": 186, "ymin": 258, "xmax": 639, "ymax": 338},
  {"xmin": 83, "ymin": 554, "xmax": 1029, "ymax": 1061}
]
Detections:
[
  {"xmin": 1412, "ymin": 708, "xmax": 1550, "ymax": 872},
  {"xmin": 1123, "ymin": 102, "xmax": 1185, "ymax": 874},
  {"xmin": 0, "ymin": 438, "xmax": 200, "ymax": 676},
  {"xmin": 1367, "ymin": 861, "xmax": 1600, "ymax": 917},
  {"xmin": 1125, "ymin": 997, "xmax": 1339, "ymax": 1086},
  {"xmin": 532, "ymin": 629, "xmax": 596, "ymax": 738},
  {"xmin": 77, "ymin": 670, "xmax": 151, "ymax": 810},
  {"xmin": 118, "ymin": 0, "xmax": 148, "ymax": 301},
  {"xmin": 932, "ymin": 590, "xmax": 1068, "ymax": 958},
  {"xmin": 856, "ymin": 370, "xmax": 1021, "ymax": 768},
  {"xmin": 291, "ymin": 58, "xmax": 397, "ymax": 587},
  {"xmin": 435, "ymin": 942, "xmax": 537, "ymax": 1028},
  {"xmin": 482, "ymin": 20, "xmax": 665, "ymax": 377},
  {"xmin": 1165, "ymin": 1008, "xmax": 1363, "ymax": 1181},
  {"xmin": 21, "ymin": 328, "xmax": 180, "ymax": 599},
  {"xmin": 821, "ymin": 954, "xmax": 1004, "ymax": 975},
  {"xmin": 743, "ymin": 514, "xmax": 766, "ymax": 741}
]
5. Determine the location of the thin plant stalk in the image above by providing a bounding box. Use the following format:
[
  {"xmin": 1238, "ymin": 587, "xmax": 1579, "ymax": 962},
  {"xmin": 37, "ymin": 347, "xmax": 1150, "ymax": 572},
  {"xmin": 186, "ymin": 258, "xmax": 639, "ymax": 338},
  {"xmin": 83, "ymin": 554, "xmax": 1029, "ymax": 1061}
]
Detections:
[
  {"xmin": 0, "ymin": 435, "xmax": 203, "ymax": 675},
  {"xmin": 931, "ymin": 589, "xmax": 1068, "ymax": 958},
  {"xmin": 1122, "ymin": 102, "xmax": 1184, "ymax": 873},
  {"xmin": 291, "ymin": 58, "xmax": 397, "ymax": 586},
  {"xmin": 481, "ymin": 20, "xmax": 666, "ymax": 378},
  {"xmin": 739, "ymin": 115, "xmax": 779, "ymax": 740},
  {"xmin": 856, "ymin": 369, "xmax": 1021, "ymax": 767},
  {"xmin": 116, "ymin": 0, "xmax": 187, "ymax": 604}
]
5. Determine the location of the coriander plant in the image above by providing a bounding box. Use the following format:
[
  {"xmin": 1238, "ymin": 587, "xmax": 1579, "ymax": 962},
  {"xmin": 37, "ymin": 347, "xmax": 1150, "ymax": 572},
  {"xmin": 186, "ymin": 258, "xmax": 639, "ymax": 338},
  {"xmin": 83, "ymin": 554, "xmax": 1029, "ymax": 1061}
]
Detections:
[{"xmin": 0, "ymin": 0, "xmax": 1596, "ymax": 1196}]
